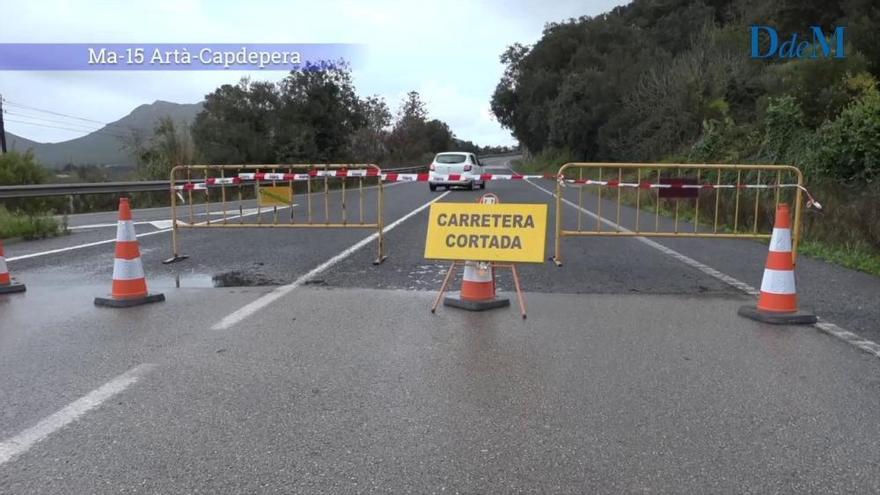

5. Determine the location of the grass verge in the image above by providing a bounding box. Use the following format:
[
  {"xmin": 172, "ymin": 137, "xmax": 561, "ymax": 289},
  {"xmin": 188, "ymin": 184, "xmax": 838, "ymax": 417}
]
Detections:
[
  {"xmin": 797, "ymin": 240, "xmax": 880, "ymax": 277},
  {"xmin": 0, "ymin": 207, "xmax": 65, "ymax": 240}
]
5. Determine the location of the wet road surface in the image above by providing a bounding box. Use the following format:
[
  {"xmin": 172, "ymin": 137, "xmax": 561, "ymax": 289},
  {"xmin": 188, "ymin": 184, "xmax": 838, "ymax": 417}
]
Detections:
[{"xmin": 1, "ymin": 157, "xmax": 879, "ymax": 492}]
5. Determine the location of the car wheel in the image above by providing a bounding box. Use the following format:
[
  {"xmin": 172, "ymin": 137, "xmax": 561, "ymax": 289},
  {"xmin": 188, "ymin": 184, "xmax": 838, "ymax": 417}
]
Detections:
[
  {"xmin": 479, "ymin": 181, "xmax": 486, "ymax": 190},
  {"xmin": 467, "ymin": 181, "xmax": 474, "ymax": 191},
  {"xmin": 429, "ymin": 184, "xmax": 437, "ymax": 191}
]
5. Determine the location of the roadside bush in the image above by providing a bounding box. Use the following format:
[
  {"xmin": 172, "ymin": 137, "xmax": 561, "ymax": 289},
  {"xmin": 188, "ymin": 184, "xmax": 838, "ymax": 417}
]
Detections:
[
  {"xmin": 757, "ymin": 95, "xmax": 816, "ymax": 167},
  {"xmin": 0, "ymin": 150, "xmax": 55, "ymax": 215},
  {"xmin": 810, "ymin": 84, "xmax": 880, "ymax": 184},
  {"xmin": 519, "ymin": 147, "xmax": 573, "ymax": 174},
  {"xmin": 0, "ymin": 206, "xmax": 62, "ymax": 240}
]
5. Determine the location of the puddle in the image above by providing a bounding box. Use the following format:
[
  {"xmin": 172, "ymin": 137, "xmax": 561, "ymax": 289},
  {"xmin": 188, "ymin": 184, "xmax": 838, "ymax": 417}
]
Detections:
[
  {"xmin": 151, "ymin": 271, "xmax": 281, "ymax": 288},
  {"xmin": 151, "ymin": 274, "xmax": 215, "ymax": 289}
]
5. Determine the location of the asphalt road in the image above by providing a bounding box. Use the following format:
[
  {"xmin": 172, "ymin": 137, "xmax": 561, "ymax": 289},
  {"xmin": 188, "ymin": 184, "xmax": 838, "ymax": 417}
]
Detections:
[{"xmin": 1, "ymin": 156, "xmax": 879, "ymax": 493}]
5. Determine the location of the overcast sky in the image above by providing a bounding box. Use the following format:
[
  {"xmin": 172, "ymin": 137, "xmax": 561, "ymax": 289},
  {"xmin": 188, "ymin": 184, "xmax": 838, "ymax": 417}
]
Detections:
[{"xmin": 0, "ymin": 0, "xmax": 627, "ymax": 145}]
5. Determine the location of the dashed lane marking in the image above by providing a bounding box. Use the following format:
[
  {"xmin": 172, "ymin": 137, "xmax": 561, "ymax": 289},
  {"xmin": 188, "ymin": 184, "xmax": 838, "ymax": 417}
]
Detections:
[
  {"xmin": 0, "ymin": 364, "xmax": 155, "ymax": 467},
  {"xmin": 211, "ymin": 190, "xmax": 451, "ymax": 330}
]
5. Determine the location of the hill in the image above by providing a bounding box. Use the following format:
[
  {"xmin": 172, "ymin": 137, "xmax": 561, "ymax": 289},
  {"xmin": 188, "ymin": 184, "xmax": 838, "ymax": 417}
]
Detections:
[{"xmin": 4, "ymin": 100, "xmax": 202, "ymax": 168}]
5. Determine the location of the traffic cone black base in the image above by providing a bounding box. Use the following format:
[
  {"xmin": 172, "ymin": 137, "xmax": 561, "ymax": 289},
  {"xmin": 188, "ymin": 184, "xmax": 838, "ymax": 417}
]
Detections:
[
  {"xmin": 0, "ymin": 281, "xmax": 26, "ymax": 294},
  {"xmin": 95, "ymin": 293, "xmax": 165, "ymax": 308},
  {"xmin": 737, "ymin": 305, "xmax": 816, "ymax": 325},
  {"xmin": 443, "ymin": 293, "xmax": 510, "ymax": 311}
]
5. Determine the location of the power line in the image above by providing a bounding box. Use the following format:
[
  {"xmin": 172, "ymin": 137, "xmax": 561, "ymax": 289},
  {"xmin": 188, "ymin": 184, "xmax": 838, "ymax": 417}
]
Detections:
[
  {"xmin": 1, "ymin": 98, "xmax": 109, "ymax": 126},
  {"xmin": 3, "ymin": 110, "xmax": 111, "ymax": 134},
  {"xmin": 3, "ymin": 118, "xmax": 129, "ymax": 139},
  {"xmin": 3, "ymin": 100, "xmax": 131, "ymax": 132}
]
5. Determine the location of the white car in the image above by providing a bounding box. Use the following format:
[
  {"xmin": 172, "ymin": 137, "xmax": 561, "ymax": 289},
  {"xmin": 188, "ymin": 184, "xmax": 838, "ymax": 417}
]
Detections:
[{"xmin": 428, "ymin": 152, "xmax": 486, "ymax": 191}]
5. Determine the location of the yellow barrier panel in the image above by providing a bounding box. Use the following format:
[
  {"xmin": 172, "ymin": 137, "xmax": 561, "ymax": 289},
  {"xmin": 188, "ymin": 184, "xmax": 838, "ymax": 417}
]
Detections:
[
  {"xmin": 258, "ymin": 185, "xmax": 292, "ymax": 206},
  {"xmin": 424, "ymin": 202, "xmax": 548, "ymax": 263},
  {"xmin": 166, "ymin": 164, "xmax": 386, "ymax": 265},
  {"xmin": 552, "ymin": 163, "xmax": 807, "ymax": 266}
]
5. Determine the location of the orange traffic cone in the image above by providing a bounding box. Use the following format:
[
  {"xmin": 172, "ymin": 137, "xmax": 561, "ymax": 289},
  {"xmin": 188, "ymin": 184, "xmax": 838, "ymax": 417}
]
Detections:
[
  {"xmin": 443, "ymin": 260, "xmax": 511, "ymax": 311},
  {"xmin": 738, "ymin": 203, "xmax": 816, "ymax": 324},
  {"xmin": 442, "ymin": 192, "xmax": 510, "ymax": 312},
  {"xmin": 94, "ymin": 198, "xmax": 164, "ymax": 307},
  {"xmin": 0, "ymin": 240, "xmax": 26, "ymax": 294}
]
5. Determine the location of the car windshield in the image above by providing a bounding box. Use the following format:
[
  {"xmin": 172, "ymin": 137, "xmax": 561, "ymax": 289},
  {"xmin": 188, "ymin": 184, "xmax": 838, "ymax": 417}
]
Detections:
[{"xmin": 435, "ymin": 154, "xmax": 467, "ymax": 164}]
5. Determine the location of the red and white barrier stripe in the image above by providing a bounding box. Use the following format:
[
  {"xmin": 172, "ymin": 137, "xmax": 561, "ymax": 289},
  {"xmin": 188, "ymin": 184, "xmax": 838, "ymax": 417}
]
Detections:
[
  {"xmin": 562, "ymin": 178, "xmax": 801, "ymax": 190},
  {"xmin": 174, "ymin": 171, "xmax": 549, "ymax": 190},
  {"xmin": 172, "ymin": 170, "xmax": 821, "ymax": 208}
]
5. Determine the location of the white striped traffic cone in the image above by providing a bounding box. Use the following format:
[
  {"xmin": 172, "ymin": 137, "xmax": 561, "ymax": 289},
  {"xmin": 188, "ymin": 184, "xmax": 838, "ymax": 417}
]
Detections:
[
  {"xmin": 0, "ymin": 240, "xmax": 26, "ymax": 294},
  {"xmin": 443, "ymin": 193, "xmax": 510, "ymax": 312},
  {"xmin": 738, "ymin": 203, "xmax": 816, "ymax": 324},
  {"xmin": 443, "ymin": 260, "xmax": 511, "ymax": 311},
  {"xmin": 94, "ymin": 198, "xmax": 164, "ymax": 307}
]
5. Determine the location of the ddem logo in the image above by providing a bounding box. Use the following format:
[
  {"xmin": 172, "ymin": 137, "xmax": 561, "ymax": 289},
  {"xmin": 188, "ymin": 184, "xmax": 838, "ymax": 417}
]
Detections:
[{"xmin": 750, "ymin": 26, "xmax": 846, "ymax": 59}]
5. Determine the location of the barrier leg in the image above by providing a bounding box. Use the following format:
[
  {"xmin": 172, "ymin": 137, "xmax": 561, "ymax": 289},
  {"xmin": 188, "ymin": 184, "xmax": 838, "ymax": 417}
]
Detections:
[
  {"xmin": 431, "ymin": 261, "xmax": 457, "ymax": 314},
  {"xmin": 552, "ymin": 178, "xmax": 563, "ymax": 266},
  {"xmin": 163, "ymin": 173, "xmax": 188, "ymax": 264},
  {"xmin": 510, "ymin": 264, "xmax": 527, "ymax": 319},
  {"xmin": 373, "ymin": 181, "xmax": 387, "ymax": 265},
  {"xmin": 162, "ymin": 219, "xmax": 189, "ymax": 264}
]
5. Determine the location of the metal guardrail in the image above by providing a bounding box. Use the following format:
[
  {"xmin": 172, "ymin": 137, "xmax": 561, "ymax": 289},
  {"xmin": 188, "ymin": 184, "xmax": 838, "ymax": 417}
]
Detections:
[
  {"xmin": 0, "ymin": 165, "xmax": 427, "ymax": 200},
  {"xmin": 0, "ymin": 180, "xmax": 182, "ymax": 198}
]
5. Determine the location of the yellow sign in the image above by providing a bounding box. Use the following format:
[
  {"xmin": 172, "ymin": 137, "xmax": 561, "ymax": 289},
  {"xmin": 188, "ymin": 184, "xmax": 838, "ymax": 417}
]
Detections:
[
  {"xmin": 424, "ymin": 202, "xmax": 548, "ymax": 263},
  {"xmin": 258, "ymin": 186, "xmax": 291, "ymax": 206}
]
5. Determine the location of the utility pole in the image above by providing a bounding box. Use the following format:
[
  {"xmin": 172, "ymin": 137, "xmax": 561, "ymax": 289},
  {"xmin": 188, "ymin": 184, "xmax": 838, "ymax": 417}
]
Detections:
[{"xmin": 0, "ymin": 94, "xmax": 7, "ymax": 153}]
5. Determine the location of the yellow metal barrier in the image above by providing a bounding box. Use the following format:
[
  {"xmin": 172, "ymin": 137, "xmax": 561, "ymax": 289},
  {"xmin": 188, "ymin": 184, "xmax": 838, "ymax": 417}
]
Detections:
[
  {"xmin": 552, "ymin": 163, "xmax": 807, "ymax": 266},
  {"xmin": 165, "ymin": 164, "xmax": 386, "ymax": 264}
]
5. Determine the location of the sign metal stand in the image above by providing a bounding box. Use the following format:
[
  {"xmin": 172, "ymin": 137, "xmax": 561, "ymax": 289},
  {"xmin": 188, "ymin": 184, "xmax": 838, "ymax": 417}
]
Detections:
[
  {"xmin": 429, "ymin": 193, "xmax": 529, "ymax": 319},
  {"xmin": 430, "ymin": 260, "xmax": 527, "ymax": 318}
]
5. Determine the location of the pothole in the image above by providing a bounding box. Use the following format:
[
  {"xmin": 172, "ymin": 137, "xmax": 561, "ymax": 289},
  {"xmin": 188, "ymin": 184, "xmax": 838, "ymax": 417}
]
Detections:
[{"xmin": 212, "ymin": 271, "xmax": 279, "ymax": 287}]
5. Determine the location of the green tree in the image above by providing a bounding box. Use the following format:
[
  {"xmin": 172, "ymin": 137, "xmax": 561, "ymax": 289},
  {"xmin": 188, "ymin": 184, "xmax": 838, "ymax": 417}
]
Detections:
[
  {"xmin": 347, "ymin": 95, "xmax": 391, "ymax": 162},
  {"xmin": 192, "ymin": 78, "xmax": 280, "ymax": 164},
  {"xmin": 193, "ymin": 62, "xmax": 368, "ymax": 163},
  {"xmin": 425, "ymin": 119, "xmax": 454, "ymax": 154},
  {"xmin": 0, "ymin": 150, "xmax": 47, "ymax": 186},
  {"xmin": 0, "ymin": 150, "xmax": 51, "ymax": 214},
  {"xmin": 134, "ymin": 117, "xmax": 194, "ymax": 179},
  {"xmin": 388, "ymin": 91, "xmax": 430, "ymax": 162},
  {"xmin": 192, "ymin": 64, "xmax": 469, "ymax": 166},
  {"xmin": 275, "ymin": 61, "xmax": 365, "ymax": 162}
]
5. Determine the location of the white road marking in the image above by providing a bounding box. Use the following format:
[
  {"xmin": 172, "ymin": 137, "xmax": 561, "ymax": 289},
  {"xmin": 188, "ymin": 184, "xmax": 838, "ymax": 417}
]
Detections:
[
  {"xmin": 66, "ymin": 207, "xmax": 297, "ymax": 231},
  {"xmin": 6, "ymin": 206, "xmax": 290, "ymax": 263},
  {"xmin": 149, "ymin": 220, "xmax": 174, "ymax": 230},
  {"xmin": 814, "ymin": 321, "xmax": 880, "ymax": 359},
  {"xmin": 5, "ymin": 229, "xmax": 171, "ymax": 262},
  {"xmin": 58, "ymin": 180, "xmax": 403, "ymax": 224},
  {"xmin": 69, "ymin": 222, "xmax": 138, "ymax": 230},
  {"xmin": 212, "ymin": 190, "xmax": 450, "ymax": 330},
  {"xmin": 0, "ymin": 364, "xmax": 155, "ymax": 466},
  {"xmin": 525, "ymin": 177, "xmax": 880, "ymax": 360}
]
